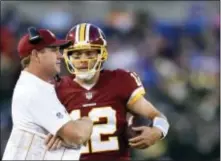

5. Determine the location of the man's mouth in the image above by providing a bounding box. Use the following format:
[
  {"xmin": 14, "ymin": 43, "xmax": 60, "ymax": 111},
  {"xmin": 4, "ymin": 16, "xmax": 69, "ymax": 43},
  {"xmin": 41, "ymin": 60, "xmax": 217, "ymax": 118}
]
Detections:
[
  {"xmin": 78, "ymin": 64, "xmax": 89, "ymax": 69},
  {"xmin": 79, "ymin": 67, "xmax": 88, "ymax": 69}
]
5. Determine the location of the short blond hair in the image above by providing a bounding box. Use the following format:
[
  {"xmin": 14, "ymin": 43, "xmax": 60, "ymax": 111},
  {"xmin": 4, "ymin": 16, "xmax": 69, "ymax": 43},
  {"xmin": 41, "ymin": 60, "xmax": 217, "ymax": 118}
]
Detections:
[{"xmin": 21, "ymin": 55, "xmax": 31, "ymax": 68}]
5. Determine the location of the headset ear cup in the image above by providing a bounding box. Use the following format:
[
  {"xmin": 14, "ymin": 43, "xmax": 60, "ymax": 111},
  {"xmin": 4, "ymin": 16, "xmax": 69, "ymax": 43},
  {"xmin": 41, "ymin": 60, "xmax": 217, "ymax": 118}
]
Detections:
[{"xmin": 28, "ymin": 27, "xmax": 42, "ymax": 44}]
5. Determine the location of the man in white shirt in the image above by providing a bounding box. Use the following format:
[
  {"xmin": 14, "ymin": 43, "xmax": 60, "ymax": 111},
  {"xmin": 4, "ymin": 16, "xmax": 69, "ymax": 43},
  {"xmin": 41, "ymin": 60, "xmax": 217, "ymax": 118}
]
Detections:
[{"xmin": 2, "ymin": 27, "xmax": 93, "ymax": 160}]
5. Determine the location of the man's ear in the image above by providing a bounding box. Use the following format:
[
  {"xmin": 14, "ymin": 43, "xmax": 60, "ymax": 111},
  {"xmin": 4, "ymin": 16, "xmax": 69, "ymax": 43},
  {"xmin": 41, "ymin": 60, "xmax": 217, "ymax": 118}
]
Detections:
[{"xmin": 30, "ymin": 49, "xmax": 40, "ymax": 62}]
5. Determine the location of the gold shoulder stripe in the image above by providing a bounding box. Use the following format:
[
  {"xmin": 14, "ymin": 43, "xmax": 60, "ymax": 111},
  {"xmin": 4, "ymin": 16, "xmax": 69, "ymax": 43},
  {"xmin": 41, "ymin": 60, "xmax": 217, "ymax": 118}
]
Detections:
[{"xmin": 127, "ymin": 88, "xmax": 145, "ymax": 106}]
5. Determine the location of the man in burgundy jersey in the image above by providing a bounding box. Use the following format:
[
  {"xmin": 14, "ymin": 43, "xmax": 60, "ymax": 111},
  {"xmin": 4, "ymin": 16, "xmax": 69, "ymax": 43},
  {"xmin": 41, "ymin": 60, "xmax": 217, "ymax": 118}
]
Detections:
[{"xmin": 48, "ymin": 23, "xmax": 170, "ymax": 161}]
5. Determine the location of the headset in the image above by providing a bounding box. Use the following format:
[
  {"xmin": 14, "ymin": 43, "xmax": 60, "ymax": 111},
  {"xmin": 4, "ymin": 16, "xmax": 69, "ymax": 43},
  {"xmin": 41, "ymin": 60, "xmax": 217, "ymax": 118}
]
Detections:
[{"xmin": 28, "ymin": 27, "xmax": 42, "ymax": 44}]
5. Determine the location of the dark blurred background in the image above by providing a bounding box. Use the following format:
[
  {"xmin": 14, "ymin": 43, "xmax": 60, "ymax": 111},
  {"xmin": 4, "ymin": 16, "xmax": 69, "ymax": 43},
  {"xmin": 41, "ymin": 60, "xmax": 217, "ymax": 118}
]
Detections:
[{"xmin": 0, "ymin": 1, "xmax": 220, "ymax": 161}]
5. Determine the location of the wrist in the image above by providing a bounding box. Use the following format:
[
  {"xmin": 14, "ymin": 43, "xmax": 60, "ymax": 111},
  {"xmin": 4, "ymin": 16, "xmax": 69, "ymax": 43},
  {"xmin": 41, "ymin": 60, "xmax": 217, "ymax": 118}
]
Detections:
[
  {"xmin": 153, "ymin": 116, "xmax": 169, "ymax": 139},
  {"xmin": 152, "ymin": 127, "xmax": 163, "ymax": 139}
]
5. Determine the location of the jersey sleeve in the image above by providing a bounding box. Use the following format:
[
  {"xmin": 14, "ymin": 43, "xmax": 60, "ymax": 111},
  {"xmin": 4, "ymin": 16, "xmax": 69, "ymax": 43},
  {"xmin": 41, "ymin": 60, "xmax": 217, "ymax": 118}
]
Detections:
[
  {"xmin": 117, "ymin": 69, "xmax": 146, "ymax": 106},
  {"xmin": 29, "ymin": 89, "xmax": 72, "ymax": 136}
]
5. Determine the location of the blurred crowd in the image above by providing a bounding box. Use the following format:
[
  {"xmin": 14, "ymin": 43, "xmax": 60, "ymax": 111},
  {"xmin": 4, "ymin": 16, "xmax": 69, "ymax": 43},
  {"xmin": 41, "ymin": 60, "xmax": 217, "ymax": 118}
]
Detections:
[{"xmin": 0, "ymin": 1, "xmax": 220, "ymax": 161}]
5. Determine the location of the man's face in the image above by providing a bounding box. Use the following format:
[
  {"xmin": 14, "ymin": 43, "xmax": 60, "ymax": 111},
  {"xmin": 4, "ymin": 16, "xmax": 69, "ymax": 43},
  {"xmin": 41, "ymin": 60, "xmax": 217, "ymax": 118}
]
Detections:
[
  {"xmin": 38, "ymin": 47, "xmax": 63, "ymax": 76},
  {"xmin": 68, "ymin": 49, "xmax": 99, "ymax": 73}
]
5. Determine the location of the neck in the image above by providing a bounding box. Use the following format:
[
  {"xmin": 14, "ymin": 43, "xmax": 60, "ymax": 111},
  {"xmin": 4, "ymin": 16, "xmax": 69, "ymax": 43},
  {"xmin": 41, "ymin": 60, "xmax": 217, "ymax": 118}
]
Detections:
[
  {"xmin": 24, "ymin": 64, "xmax": 52, "ymax": 82},
  {"xmin": 75, "ymin": 71, "xmax": 100, "ymax": 86}
]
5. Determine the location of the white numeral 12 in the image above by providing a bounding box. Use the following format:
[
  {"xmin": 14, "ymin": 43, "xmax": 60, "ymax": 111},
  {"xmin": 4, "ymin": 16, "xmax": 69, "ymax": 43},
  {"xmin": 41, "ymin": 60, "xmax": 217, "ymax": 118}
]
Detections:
[{"xmin": 70, "ymin": 107, "xmax": 119, "ymax": 153}]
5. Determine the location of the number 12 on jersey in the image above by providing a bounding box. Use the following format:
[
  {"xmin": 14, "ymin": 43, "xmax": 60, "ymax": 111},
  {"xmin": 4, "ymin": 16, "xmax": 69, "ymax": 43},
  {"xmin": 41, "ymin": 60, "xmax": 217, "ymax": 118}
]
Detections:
[{"xmin": 70, "ymin": 107, "xmax": 119, "ymax": 153}]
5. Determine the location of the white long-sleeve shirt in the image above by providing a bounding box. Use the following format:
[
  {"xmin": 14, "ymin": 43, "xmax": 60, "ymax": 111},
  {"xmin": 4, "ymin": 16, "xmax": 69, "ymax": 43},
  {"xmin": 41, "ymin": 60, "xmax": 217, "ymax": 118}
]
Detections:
[{"xmin": 2, "ymin": 71, "xmax": 81, "ymax": 160}]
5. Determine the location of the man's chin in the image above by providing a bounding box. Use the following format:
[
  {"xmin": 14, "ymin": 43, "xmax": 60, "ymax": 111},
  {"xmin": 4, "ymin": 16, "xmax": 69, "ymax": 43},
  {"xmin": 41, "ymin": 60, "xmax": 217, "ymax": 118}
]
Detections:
[
  {"xmin": 55, "ymin": 68, "xmax": 61, "ymax": 74},
  {"xmin": 78, "ymin": 69, "xmax": 89, "ymax": 72},
  {"xmin": 76, "ymin": 71, "xmax": 96, "ymax": 81}
]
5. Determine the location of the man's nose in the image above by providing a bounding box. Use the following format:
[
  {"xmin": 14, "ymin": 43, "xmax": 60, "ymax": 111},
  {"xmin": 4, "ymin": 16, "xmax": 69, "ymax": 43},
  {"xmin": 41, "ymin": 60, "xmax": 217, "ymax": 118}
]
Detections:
[{"xmin": 80, "ymin": 53, "xmax": 88, "ymax": 59}]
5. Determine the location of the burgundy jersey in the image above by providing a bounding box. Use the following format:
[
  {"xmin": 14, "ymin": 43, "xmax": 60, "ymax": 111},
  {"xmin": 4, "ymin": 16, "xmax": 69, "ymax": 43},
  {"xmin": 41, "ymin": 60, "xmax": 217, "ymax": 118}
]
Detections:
[{"xmin": 55, "ymin": 69, "xmax": 145, "ymax": 161}]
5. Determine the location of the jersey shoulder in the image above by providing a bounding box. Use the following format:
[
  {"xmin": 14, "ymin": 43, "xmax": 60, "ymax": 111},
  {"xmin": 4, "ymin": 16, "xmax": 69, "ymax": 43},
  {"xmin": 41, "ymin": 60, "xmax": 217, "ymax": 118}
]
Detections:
[
  {"xmin": 109, "ymin": 69, "xmax": 141, "ymax": 84},
  {"xmin": 114, "ymin": 68, "xmax": 132, "ymax": 77},
  {"xmin": 99, "ymin": 69, "xmax": 132, "ymax": 87},
  {"xmin": 106, "ymin": 69, "xmax": 145, "ymax": 105},
  {"xmin": 55, "ymin": 75, "xmax": 74, "ymax": 90},
  {"xmin": 102, "ymin": 68, "xmax": 132, "ymax": 80}
]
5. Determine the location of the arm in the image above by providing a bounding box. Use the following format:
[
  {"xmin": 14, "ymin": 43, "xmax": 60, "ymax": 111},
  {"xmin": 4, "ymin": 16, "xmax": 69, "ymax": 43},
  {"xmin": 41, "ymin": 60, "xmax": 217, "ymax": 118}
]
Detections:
[
  {"xmin": 117, "ymin": 70, "xmax": 169, "ymax": 148},
  {"xmin": 120, "ymin": 70, "xmax": 169, "ymax": 138},
  {"xmin": 57, "ymin": 117, "xmax": 93, "ymax": 146},
  {"xmin": 29, "ymin": 90, "xmax": 93, "ymax": 146},
  {"xmin": 45, "ymin": 116, "xmax": 92, "ymax": 150},
  {"xmin": 126, "ymin": 96, "xmax": 169, "ymax": 149},
  {"xmin": 127, "ymin": 96, "xmax": 169, "ymax": 139}
]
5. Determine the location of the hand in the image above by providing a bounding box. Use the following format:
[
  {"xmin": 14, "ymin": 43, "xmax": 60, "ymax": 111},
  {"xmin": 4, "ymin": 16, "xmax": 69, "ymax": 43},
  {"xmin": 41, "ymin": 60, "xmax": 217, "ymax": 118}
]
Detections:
[
  {"xmin": 128, "ymin": 126, "xmax": 162, "ymax": 149},
  {"xmin": 78, "ymin": 117, "xmax": 93, "ymax": 141},
  {"xmin": 44, "ymin": 134, "xmax": 62, "ymax": 151}
]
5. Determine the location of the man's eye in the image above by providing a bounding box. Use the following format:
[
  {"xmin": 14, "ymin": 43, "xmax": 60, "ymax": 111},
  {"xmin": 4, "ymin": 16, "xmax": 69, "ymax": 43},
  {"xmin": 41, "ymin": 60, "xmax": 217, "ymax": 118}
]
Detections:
[
  {"xmin": 86, "ymin": 53, "xmax": 96, "ymax": 58},
  {"xmin": 72, "ymin": 55, "xmax": 80, "ymax": 59}
]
